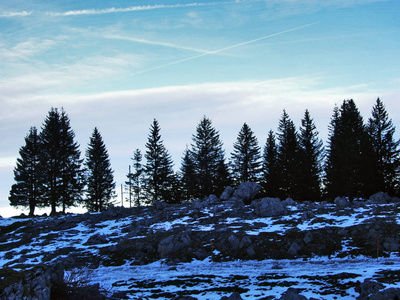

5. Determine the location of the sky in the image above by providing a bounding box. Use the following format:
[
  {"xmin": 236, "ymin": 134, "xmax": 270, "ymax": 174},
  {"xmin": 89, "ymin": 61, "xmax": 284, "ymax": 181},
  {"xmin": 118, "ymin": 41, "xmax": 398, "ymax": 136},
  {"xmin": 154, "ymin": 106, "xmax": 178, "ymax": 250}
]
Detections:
[{"xmin": 1, "ymin": 0, "xmax": 399, "ymax": 217}]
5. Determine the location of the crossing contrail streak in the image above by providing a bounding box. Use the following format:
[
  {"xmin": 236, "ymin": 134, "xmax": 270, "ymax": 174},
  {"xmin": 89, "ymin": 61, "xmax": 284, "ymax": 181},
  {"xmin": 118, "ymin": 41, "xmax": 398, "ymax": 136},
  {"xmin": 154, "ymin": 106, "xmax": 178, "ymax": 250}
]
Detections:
[{"xmin": 133, "ymin": 22, "xmax": 318, "ymax": 76}]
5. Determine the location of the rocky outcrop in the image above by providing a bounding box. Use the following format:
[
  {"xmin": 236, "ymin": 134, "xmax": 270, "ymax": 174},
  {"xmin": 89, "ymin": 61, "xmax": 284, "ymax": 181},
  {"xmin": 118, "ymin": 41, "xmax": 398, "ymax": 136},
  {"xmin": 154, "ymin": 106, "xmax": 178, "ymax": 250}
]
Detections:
[
  {"xmin": 0, "ymin": 264, "xmax": 64, "ymax": 300},
  {"xmin": 251, "ymin": 197, "xmax": 284, "ymax": 217},
  {"xmin": 231, "ymin": 182, "xmax": 261, "ymax": 204}
]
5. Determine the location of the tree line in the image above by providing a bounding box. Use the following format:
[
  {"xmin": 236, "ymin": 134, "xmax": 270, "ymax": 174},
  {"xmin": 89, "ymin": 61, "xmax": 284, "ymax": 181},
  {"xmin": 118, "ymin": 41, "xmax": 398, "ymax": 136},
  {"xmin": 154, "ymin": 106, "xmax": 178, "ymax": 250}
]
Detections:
[
  {"xmin": 9, "ymin": 108, "xmax": 115, "ymax": 216},
  {"xmin": 9, "ymin": 98, "xmax": 400, "ymax": 215}
]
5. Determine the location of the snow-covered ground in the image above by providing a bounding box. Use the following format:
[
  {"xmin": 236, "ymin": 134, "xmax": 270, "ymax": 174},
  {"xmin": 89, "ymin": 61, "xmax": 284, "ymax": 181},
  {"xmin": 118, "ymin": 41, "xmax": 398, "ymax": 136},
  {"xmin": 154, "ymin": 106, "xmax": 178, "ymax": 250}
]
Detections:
[
  {"xmin": 1, "ymin": 200, "xmax": 400, "ymax": 299},
  {"xmin": 89, "ymin": 256, "xmax": 400, "ymax": 299}
]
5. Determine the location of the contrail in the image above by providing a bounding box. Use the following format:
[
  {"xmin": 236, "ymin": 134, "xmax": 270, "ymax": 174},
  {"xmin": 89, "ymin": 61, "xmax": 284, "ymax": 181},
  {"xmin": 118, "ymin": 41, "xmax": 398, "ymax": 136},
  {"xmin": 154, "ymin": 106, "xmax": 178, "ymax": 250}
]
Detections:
[{"xmin": 133, "ymin": 22, "xmax": 318, "ymax": 76}]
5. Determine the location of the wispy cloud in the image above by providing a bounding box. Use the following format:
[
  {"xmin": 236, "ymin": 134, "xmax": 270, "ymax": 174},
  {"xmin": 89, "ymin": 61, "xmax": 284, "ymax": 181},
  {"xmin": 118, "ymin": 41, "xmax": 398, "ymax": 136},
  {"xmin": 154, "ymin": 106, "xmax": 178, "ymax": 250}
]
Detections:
[
  {"xmin": 0, "ymin": 11, "xmax": 31, "ymax": 18},
  {"xmin": 47, "ymin": 2, "xmax": 236, "ymax": 17},
  {"xmin": 103, "ymin": 34, "xmax": 211, "ymax": 54}
]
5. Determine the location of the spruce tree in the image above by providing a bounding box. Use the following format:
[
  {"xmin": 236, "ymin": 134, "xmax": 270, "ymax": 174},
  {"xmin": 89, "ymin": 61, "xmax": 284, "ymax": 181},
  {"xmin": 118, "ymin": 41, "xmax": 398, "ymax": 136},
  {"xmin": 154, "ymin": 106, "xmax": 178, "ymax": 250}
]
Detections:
[
  {"xmin": 230, "ymin": 123, "xmax": 262, "ymax": 185},
  {"xmin": 277, "ymin": 110, "xmax": 300, "ymax": 199},
  {"xmin": 262, "ymin": 130, "xmax": 280, "ymax": 198},
  {"xmin": 367, "ymin": 98, "xmax": 400, "ymax": 195},
  {"xmin": 298, "ymin": 109, "xmax": 324, "ymax": 201},
  {"xmin": 180, "ymin": 147, "xmax": 196, "ymax": 200},
  {"xmin": 85, "ymin": 127, "xmax": 116, "ymax": 212},
  {"xmin": 9, "ymin": 127, "xmax": 42, "ymax": 216},
  {"xmin": 128, "ymin": 149, "xmax": 144, "ymax": 206},
  {"xmin": 325, "ymin": 99, "xmax": 376, "ymax": 199},
  {"xmin": 39, "ymin": 108, "xmax": 84, "ymax": 215},
  {"xmin": 191, "ymin": 116, "xmax": 229, "ymax": 198},
  {"xmin": 144, "ymin": 119, "xmax": 175, "ymax": 204}
]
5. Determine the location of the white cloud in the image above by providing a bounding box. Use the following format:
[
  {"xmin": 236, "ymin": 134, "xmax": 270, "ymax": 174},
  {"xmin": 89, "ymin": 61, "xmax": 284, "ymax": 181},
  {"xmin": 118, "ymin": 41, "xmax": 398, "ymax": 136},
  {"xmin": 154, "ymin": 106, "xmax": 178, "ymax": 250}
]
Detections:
[
  {"xmin": 47, "ymin": 2, "xmax": 237, "ymax": 17},
  {"xmin": 0, "ymin": 11, "xmax": 31, "ymax": 18}
]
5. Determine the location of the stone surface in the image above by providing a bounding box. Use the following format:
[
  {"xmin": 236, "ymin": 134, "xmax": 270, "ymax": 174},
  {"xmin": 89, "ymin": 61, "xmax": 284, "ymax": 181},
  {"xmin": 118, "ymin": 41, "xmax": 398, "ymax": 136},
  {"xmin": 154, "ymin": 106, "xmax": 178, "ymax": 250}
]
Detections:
[{"xmin": 232, "ymin": 182, "xmax": 261, "ymax": 204}]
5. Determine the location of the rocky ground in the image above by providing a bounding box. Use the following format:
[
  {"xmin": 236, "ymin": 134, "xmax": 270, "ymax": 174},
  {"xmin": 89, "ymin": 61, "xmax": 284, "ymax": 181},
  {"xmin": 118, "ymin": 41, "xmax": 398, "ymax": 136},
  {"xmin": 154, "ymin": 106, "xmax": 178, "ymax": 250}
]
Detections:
[{"xmin": 1, "ymin": 183, "xmax": 400, "ymax": 299}]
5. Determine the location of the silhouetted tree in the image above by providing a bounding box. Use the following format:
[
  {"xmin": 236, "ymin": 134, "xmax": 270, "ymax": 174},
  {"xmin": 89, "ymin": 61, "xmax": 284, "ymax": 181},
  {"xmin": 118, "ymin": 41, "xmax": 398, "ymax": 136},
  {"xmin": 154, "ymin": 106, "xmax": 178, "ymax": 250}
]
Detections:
[
  {"xmin": 298, "ymin": 109, "xmax": 324, "ymax": 201},
  {"xmin": 277, "ymin": 110, "xmax": 300, "ymax": 199},
  {"xmin": 85, "ymin": 127, "xmax": 116, "ymax": 212},
  {"xmin": 127, "ymin": 149, "xmax": 144, "ymax": 206},
  {"xmin": 230, "ymin": 123, "xmax": 262, "ymax": 185},
  {"xmin": 325, "ymin": 100, "xmax": 376, "ymax": 199},
  {"xmin": 191, "ymin": 116, "xmax": 230, "ymax": 197},
  {"xmin": 180, "ymin": 147, "xmax": 196, "ymax": 200},
  {"xmin": 39, "ymin": 108, "xmax": 84, "ymax": 215},
  {"xmin": 262, "ymin": 130, "xmax": 280, "ymax": 198},
  {"xmin": 9, "ymin": 127, "xmax": 42, "ymax": 216},
  {"xmin": 144, "ymin": 119, "xmax": 175, "ymax": 204},
  {"xmin": 367, "ymin": 98, "xmax": 400, "ymax": 195}
]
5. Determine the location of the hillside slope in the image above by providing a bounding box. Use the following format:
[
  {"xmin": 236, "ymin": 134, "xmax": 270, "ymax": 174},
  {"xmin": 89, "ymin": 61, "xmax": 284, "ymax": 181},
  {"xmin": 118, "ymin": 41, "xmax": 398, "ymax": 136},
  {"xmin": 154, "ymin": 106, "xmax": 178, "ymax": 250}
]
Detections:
[{"xmin": 1, "ymin": 186, "xmax": 400, "ymax": 299}]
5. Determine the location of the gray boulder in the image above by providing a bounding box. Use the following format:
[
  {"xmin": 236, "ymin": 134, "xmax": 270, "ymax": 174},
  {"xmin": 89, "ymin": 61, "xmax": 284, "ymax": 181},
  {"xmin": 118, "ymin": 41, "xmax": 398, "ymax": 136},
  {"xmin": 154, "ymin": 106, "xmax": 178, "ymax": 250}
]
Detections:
[
  {"xmin": 369, "ymin": 287, "xmax": 400, "ymax": 300},
  {"xmin": 334, "ymin": 197, "xmax": 350, "ymax": 209},
  {"xmin": 356, "ymin": 279, "xmax": 385, "ymax": 300},
  {"xmin": 220, "ymin": 292, "xmax": 243, "ymax": 300},
  {"xmin": 220, "ymin": 186, "xmax": 235, "ymax": 201},
  {"xmin": 369, "ymin": 192, "xmax": 392, "ymax": 204},
  {"xmin": 232, "ymin": 182, "xmax": 261, "ymax": 204},
  {"xmin": 279, "ymin": 288, "xmax": 308, "ymax": 300},
  {"xmin": 252, "ymin": 197, "xmax": 284, "ymax": 217}
]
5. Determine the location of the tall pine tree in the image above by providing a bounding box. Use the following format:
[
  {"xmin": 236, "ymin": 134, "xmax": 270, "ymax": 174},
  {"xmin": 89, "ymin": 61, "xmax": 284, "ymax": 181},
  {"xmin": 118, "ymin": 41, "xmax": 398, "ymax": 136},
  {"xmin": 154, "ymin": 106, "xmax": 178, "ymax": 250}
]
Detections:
[
  {"xmin": 298, "ymin": 110, "xmax": 324, "ymax": 201},
  {"xmin": 191, "ymin": 116, "xmax": 230, "ymax": 198},
  {"xmin": 127, "ymin": 149, "xmax": 144, "ymax": 206},
  {"xmin": 367, "ymin": 98, "xmax": 400, "ymax": 195},
  {"xmin": 262, "ymin": 130, "xmax": 280, "ymax": 198},
  {"xmin": 144, "ymin": 119, "xmax": 175, "ymax": 204},
  {"xmin": 9, "ymin": 127, "xmax": 42, "ymax": 216},
  {"xmin": 230, "ymin": 123, "xmax": 262, "ymax": 185},
  {"xmin": 325, "ymin": 99, "xmax": 376, "ymax": 199},
  {"xmin": 277, "ymin": 110, "xmax": 300, "ymax": 199},
  {"xmin": 85, "ymin": 127, "xmax": 116, "ymax": 212},
  {"xmin": 39, "ymin": 108, "xmax": 84, "ymax": 215},
  {"xmin": 180, "ymin": 147, "xmax": 196, "ymax": 200}
]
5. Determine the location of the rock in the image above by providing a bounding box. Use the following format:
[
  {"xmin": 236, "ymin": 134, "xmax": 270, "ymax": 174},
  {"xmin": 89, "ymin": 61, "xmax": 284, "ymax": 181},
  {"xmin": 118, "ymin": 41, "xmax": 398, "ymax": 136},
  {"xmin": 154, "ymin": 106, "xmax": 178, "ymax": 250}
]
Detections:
[
  {"xmin": 288, "ymin": 242, "xmax": 302, "ymax": 257},
  {"xmin": 282, "ymin": 198, "xmax": 297, "ymax": 207},
  {"xmin": 252, "ymin": 198, "xmax": 284, "ymax": 217},
  {"xmin": 0, "ymin": 264, "xmax": 64, "ymax": 300},
  {"xmin": 228, "ymin": 234, "xmax": 240, "ymax": 250},
  {"xmin": 220, "ymin": 186, "xmax": 235, "ymax": 201},
  {"xmin": 220, "ymin": 292, "xmax": 243, "ymax": 300},
  {"xmin": 356, "ymin": 279, "xmax": 385, "ymax": 300},
  {"xmin": 334, "ymin": 197, "xmax": 350, "ymax": 209},
  {"xmin": 207, "ymin": 194, "xmax": 219, "ymax": 204},
  {"xmin": 368, "ymin": 287, "xmax": 400, "ymax": 300},
  {"xmin": 233, "ymin": 182, "xmax": 261, "ymax": 204},
  {"xmin": 173, "ymin": 296, "xmax": 198, "ymax": 300},
  {"xmin": 279, "ymin": 288, "xmax": 308, "ymax": 300},
  {"xmin": 155, "ymin": 200, "xmax": 168, "ymax": 210},
  {"xmin": 303, "ymin": 232, "xmax": 313, "ymax": 245},
  {"xmin": 85, "ymin": 233, "xmax": 109, "ymax": 245},
  {"xmin": 369, "ymin": 192, "xmax": 391, "ymax": 204},
  {"xmin": 240, "ymin": 236, "xmax": 252, "ymax": 249}
]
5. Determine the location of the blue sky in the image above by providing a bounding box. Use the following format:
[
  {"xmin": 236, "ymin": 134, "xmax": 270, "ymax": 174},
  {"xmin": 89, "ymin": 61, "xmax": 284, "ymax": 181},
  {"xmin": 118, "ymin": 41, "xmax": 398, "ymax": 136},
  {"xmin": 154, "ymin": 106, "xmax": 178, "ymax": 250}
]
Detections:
[{"xmin": 1, "ymin": 0, "xmax": 399, "ymax": 216}]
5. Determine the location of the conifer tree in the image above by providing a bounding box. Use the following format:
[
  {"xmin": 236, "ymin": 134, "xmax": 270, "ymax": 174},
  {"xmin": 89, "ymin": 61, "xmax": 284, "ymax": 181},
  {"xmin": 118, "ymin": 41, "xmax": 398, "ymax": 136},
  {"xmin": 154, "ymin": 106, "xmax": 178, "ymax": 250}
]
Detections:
[
  {"xmin": 9, "ymin": 127, "xmax": 42, "ymax": 216},
  {"xmin": 180, "ymin": 147, "xmax": 196, "ymax": 200},
  {"xmin": 144, "ymin": 119, "xmax": 175, "ymax": 204},
  {"xmin": 39, "ymin": 108, "xmax": 84, "ymax": 215},
  {"xmin": 262, "ymin": 130, "xmax": 280, "ymax": 198},
  {"xmin": 277, "ymin": 110, "xmax": 300, "ymax": 199},
  {"xmin": 298, "ymin": 109, "xmax": 324, "ymax": 201},
  {"xmin": 230, "ymin": 123, "xmax": 262, "ymax": 185},
  {"xmin": 85, "ymin": 127, "xmax": 116, "ymax": 212},
  {"xmin": 367, "ymin": 98, "xmax": 400, "ymax": 195},
  {"xmin": 129, "ymin": 149, "xmax": 144, "ymax": 206},
  {"xmin": 325, "ymin": 99, "xmax": 376, "ymax": 199},
  {"xmin": 191, "ymin": 116, "xmax": 229, "ymax": 197}
]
